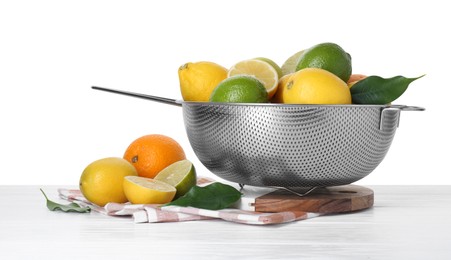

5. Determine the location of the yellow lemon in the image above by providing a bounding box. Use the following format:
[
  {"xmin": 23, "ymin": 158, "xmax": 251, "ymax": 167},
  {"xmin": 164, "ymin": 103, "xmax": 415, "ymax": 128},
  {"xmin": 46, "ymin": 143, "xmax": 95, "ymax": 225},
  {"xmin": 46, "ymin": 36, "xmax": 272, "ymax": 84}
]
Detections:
[
  {"xmin": 79, "ymin": 157, "xmax": 138, "ymax": 206},
  {"xmin": 178, "ymin": 61, "xmax": 228, "ymax": 102},
  {"xmin": 271, "ymin": 73, "xmax": 293, "ymax": 103},
  {"xmin": 283, "ymin": 68, "xmax": 351, "ymax": 104},
  {"xmin": 123, "ymin": 176, "xmax": 176, "ymax": 204}
]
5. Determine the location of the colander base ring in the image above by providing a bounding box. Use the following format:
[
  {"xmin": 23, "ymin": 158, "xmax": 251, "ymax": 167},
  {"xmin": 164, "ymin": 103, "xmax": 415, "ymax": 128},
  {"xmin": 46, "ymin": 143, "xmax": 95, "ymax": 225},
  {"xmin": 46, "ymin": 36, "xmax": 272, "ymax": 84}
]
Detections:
[{"xmin": 239, "ymin": 183, "xmax": 318, "ymax": 197}]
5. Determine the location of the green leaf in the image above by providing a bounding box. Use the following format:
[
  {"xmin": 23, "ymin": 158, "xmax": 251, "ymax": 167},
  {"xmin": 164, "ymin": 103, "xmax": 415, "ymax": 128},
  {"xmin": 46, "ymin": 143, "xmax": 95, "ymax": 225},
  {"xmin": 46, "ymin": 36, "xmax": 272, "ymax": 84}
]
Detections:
[
  {"xmin": 164, "ymin": 182, "xmax": 242, "ymax": 210},
  {"xmin": 351, "ymin": 74, "xmax": 424, "ymax": 104},
  {"xmin": 40, "ymin": 188, "xmax": 90, "ymax": 213}
]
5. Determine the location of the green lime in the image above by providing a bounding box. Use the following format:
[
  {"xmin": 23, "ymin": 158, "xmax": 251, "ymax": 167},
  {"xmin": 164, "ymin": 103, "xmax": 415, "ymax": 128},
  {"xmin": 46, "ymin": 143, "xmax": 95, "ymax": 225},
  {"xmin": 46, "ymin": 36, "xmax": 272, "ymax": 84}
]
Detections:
[
  {"xmin": 254, "ymin": 57, "xmax": 283, "ymax": 79},
  {"xmin": 296, "ymin": 42, "xmax": 352, "ymax": 82},
  {"xmin": 281, "ymin": 50, "xmax": 305, "ymax": 76},
  {"xmin": 209, "ymin": 76, "xmax": 268, "ymax": 103},
  {"xmin": 154, "ymin": 160, "xmax": 197, "ymax": 199}
]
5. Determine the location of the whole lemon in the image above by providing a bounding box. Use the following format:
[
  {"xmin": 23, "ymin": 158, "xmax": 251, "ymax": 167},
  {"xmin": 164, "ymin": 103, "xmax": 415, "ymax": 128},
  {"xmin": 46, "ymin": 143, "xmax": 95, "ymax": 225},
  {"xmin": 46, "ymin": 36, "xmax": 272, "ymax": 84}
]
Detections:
[
  {"xmin": 283, "ymin": 68, "xmax": 351, "ymax": 104},
  {"xmin": 271, "ymin": 73, "xmax": 294, "ymax": 103},
  {"xmin": 79, "ymin": 157, "xmax": 138, "ymax": 206},
  {"xmin": 178, "ymin": 61, "xmax": 228, "ymax": 102}
]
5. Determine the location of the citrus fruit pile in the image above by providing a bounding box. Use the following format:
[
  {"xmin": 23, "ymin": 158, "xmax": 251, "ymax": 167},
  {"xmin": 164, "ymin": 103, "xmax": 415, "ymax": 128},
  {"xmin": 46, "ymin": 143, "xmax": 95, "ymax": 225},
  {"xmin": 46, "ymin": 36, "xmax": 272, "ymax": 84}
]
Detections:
[
  {"xmin": 77, "ymin": 43, "xmax": 423, "ymax": 208},
  {"xmin": 178, "ymin": 42, "xmax": 423, "ymax": 105},
  {"xmin": 79, "ymin": 134, "xmax": 197, "ymax": 206}
]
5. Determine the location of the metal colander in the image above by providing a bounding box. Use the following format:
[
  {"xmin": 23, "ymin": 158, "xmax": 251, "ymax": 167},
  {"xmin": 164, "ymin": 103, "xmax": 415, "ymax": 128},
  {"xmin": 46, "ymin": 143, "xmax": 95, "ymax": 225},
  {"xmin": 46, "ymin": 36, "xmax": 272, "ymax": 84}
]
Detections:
[{"xmin": 92, "ymin": 87, "xmax": 424, "ymax": 188}]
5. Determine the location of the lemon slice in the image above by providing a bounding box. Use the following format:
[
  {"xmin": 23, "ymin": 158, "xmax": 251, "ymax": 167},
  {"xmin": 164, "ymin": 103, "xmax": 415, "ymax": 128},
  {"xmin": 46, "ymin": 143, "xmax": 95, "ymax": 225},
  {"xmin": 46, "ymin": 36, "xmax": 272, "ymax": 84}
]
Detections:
[
  {"xmin": 254, "ymin": 57, "xmax": 282, "ymax": 79},
  {"xmin": 154, "ymin": 160, "xmax": 197, "ymax": 199},
  {"xmin": 123, "ymin": 176, "xmax": 176, "ymax": 204},
  {"xmin": 228, "ymin": 59, "xmax": 279, "ymax": 99}
]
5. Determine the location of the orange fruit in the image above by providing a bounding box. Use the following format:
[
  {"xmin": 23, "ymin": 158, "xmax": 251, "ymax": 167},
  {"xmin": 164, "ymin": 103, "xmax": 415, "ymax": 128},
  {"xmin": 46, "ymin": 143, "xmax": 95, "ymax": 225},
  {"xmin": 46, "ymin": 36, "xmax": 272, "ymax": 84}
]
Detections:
[
  {"xmin": 347, "ymin": 74, "xmax": 367, "ymax": 88},
  {"xmin": 123, "ymin": 134, "xmax": 186, "ymax": 179},
  {"xmin": 347, "ymin": 74, "xmax": 367, "ymax": 84}
]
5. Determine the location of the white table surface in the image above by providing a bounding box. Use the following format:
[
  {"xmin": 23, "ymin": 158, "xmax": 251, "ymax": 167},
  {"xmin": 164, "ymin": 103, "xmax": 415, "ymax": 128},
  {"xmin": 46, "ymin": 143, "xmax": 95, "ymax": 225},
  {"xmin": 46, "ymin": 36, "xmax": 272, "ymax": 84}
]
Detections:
[{"xmin": 0, "ymin": 185, "xmax": 450, "ymax": 259}]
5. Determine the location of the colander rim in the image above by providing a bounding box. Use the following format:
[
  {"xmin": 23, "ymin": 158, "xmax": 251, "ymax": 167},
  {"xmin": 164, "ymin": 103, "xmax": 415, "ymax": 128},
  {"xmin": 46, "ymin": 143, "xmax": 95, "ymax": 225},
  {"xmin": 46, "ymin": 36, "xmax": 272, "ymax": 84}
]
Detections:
[{"xmin": 181, "ymin": 102, "xmax": 397, "ymax": 108}]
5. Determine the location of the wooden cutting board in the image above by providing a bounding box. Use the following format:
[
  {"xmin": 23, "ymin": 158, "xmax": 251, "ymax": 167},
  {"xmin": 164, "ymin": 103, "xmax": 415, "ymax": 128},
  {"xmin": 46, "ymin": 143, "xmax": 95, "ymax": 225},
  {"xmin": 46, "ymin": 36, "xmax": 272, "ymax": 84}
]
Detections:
[{"xmin": 236, "ymin": 185, "xmax": 373, "ymax": 214}]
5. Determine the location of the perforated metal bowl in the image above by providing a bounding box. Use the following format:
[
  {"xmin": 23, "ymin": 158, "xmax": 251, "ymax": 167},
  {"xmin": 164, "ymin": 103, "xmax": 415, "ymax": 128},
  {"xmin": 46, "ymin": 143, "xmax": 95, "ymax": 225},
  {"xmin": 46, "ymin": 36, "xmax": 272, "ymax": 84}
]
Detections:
[{"xmin": 92, "ymin": 87, "xmax": 424, "ymax": 188}]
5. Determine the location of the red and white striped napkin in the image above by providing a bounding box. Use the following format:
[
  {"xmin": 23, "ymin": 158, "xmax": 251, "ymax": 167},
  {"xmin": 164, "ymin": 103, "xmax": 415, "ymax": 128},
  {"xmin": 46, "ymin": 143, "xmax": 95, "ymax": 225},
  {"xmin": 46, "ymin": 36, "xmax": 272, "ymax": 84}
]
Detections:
[{"xmin": 58, "ymin": 177, "xmax": 319, "ymax": 225}]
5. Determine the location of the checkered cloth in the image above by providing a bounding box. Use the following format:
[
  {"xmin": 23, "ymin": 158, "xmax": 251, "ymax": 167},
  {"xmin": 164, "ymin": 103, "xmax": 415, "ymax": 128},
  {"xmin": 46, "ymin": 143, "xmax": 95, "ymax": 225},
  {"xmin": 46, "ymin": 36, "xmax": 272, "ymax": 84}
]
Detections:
[{"xmin": 58, "ymin": 177, "xmax": 319, "ymax": 225}]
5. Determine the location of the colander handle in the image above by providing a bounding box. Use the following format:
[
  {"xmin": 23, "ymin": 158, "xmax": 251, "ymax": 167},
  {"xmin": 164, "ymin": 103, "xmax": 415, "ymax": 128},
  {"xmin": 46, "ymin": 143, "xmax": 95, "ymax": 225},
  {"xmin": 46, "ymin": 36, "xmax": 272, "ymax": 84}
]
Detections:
[
  {"xmin": 389, "ymin": 105, "xmax": 425, "ymax": 111},
  {"xmin": 91, "ymin": 86, "xmax": 183, "ymax": 107},
  {"xmin": 380, "ymin": 105, "xmax": 425, "ymax": 130}
]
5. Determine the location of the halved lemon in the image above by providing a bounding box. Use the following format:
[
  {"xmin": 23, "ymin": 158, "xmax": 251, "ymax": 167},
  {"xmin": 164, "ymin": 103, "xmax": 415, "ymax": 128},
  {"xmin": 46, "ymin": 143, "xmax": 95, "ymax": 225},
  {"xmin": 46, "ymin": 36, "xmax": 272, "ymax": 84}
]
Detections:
[
  {"xmin": 228, "ymin": 59, "xmax": 279, "ymax": 99},
  {"xmin": 123, "ymin": 176, "xmax": 176, "ymax": 204},
  {"xmin": 254, "ymin": 57, "xmax": 282, "ymax": 79}
]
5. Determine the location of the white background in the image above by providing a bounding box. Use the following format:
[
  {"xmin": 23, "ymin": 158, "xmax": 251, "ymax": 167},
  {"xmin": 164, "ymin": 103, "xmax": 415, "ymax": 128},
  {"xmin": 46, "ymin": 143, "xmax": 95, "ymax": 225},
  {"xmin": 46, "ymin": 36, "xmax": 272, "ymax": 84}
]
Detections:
[{"xmin": 0, "ymin": 0, "xmax": 449, "ymax": 185}]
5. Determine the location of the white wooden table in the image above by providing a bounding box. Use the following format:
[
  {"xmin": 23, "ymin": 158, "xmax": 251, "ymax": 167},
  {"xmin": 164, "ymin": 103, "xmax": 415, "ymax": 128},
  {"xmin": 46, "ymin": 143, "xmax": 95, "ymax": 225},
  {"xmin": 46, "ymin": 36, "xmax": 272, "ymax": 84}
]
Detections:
[{"xmin": 0, "ymin": 185, "xmax": 450, "ymax": 259}]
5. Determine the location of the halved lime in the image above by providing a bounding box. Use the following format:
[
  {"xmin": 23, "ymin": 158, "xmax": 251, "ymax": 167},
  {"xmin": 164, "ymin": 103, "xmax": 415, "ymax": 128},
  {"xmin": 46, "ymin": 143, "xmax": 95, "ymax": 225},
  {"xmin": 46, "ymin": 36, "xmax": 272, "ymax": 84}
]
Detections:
[
  {"xmin": 154, "ymin": 160, "xmax": 197, "ymax": 199},
  {"xmin": 281, "ymin": 50, "xmax": 305, "ymax": 76}
]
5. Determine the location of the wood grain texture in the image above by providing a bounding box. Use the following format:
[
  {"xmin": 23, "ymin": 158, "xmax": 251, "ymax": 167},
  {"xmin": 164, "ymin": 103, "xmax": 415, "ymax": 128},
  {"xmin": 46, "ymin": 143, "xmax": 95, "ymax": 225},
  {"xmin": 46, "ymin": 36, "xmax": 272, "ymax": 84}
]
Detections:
[{"xmin": 254, "ymin": 185, "xmax": 373, "ymax": 213}]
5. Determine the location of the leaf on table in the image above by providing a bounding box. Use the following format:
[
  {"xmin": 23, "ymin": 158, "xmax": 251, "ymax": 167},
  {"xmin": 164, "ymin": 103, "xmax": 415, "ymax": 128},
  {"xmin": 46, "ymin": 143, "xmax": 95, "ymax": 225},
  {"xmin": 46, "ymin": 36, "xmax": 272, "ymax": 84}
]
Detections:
[
  {"xmin": 40, "ymin": 188, "xmax": 90, "ymax": 213},
  {"xmin": 351, "ymin": 74, "xmax": 425, "ymax": 104},
  {"xmin": 164, "ymin": 182, "xmax": 242, "ymax": 210}
]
